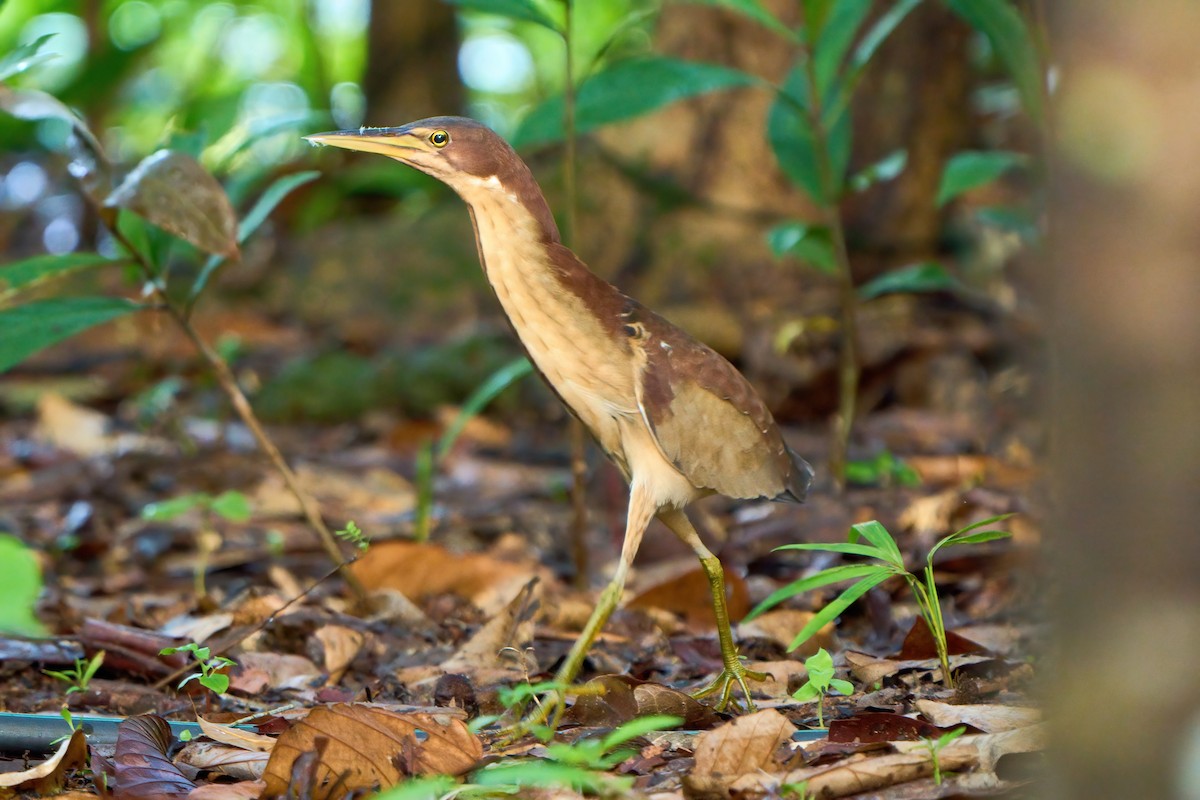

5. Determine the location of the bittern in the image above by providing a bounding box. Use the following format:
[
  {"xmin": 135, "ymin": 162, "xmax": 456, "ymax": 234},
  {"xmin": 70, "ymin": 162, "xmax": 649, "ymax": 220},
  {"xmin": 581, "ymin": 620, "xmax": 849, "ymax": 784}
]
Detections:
[{"xmin": 307, "ymin": 117, "xmax": 813, "ymax": 714}]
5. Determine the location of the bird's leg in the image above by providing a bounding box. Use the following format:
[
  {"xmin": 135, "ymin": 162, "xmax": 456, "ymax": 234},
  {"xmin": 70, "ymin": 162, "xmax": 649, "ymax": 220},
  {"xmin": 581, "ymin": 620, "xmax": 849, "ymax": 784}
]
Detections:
[
  {"xmin": 658, "ymin": 508, "xmax": 767, "ymax": 712},
  {"xmin": 502, "ymin": 483, "xmax": 656, "ymax": 739}
]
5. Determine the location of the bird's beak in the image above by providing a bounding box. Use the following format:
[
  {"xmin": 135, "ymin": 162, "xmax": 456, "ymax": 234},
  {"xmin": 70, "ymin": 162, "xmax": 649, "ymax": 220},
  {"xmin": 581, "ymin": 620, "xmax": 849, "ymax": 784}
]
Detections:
[{"xmin": 304, "ymin": 128, "xmax": 427, "ymax": 160}]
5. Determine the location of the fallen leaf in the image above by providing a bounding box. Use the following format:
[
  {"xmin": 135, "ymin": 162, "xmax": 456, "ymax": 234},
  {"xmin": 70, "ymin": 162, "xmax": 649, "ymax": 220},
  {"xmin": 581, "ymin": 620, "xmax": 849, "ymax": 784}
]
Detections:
[
  {"xmin": 35, "ymin": 394, "xmax": 167, "ymax": 458},
  {"xmin": 187, "ymin": 780, "xmax": 265, "ymax": 799},
  {"xmin": 350, "ymin": 540, "xmax": 545, "ymax": 615},
  {"xmin": 915, "ymin": 699, "xmax": 1041, "ymax": 733},
  {"xmin": 737, "ymin": 609, "xmax": 839, "ymax": 658},
  {"xmin": 684, "ymin": 709, "xmax": 796, "ymax": 797},
  {"xmin": 260, "ymin": 705, "xmax": 481, "ymax": 798},
  {"xmin": 628, "ymin": 562, "xmax": 749, "ymax": 631},
  {"xmin": 742, "ymin": 660, "xmax": 808, "ymax": 698},
  {"xmin": 112, "ymin": 715, "xmax": 195, "ymax": 799},
  {"xmin": 252, "ymin": 464, "xmax": 415, "ymax": 521},
  {"xmin": 733, "ymin": 744, "xmax": 976, "ymax": 798},
  {"xmin": 0, "ymin": 728, "xmax": 87, "ymax": 794},
  {"xmin": 175, "ymin": 741, "xmax": 269, "ymax": 781},
  {"xmin": 897, "ymin": 617, "xmax": 988, "ymax": 660},
  {"xmin": 197, "ymin": 716, "xmax": 276, "ymax": 751},
  {"xmin": 315, "ymin": 624, "xmax": 365, "ymax": 685},
  {"xmin": 231, "ymin": 652, "xmax": 322, "ymax": 692},
  {"xmin": 565, "ymin": 675, "xmax": 721, "ymax": 730},
  {"xmin": 440, "ymin": 578, "xmax": 540, "ymax": 673},
  {"xmin": 829, "ymin": 712, "xmax": 960, "ymax": 744}
]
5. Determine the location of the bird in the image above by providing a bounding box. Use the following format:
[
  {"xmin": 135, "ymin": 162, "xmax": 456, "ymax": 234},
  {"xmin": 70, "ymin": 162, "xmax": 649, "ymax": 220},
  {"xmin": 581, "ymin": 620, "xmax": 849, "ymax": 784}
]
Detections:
[{"xmin": 306, "ymin": 117, "xmax": 813, "ymax": 718}]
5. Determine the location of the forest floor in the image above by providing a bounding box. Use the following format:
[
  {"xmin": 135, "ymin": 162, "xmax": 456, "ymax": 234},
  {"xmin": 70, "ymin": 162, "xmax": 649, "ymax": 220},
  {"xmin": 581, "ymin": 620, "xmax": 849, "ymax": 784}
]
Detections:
[{"xmin": 0, "ymin": 297, "xmax": 1044, "ymax": 799}]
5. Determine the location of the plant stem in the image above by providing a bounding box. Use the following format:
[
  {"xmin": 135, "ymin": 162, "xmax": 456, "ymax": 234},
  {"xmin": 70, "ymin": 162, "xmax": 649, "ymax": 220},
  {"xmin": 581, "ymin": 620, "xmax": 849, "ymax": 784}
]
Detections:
[
  {"xmin": 562, "ymin": 0, "xmax": 591, "ymax": 590},
  {"xmin": 102, "ymin": 217, "xmax": 366, "ymax": 602},
  {"xmin": 798, "ymin": 27, "xmax": 860, "ymax": 491}
]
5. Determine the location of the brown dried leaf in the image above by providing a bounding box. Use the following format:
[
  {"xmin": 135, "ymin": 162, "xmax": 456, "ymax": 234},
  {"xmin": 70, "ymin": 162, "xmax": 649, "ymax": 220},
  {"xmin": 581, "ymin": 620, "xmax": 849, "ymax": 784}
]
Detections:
[
  {"xmin": 628, "ymin": 563, "xmax": 749, "ymax": 631},
  {"xmin": 685, "ymin": 708, "xmax": 796, "ymax": 798},
  {"xmin": 440, "ymin": 578, "xmax": 540, "ymax": 673},
  {"xmin": 175, "ymin": 741, "xmax": 269, "ymax": 781},
  {"xmin": 734, "ymin": 746, "xmax": 977, "ymax": 798},
  {"xmin": 113, "ymin": 715, "xmax": 196, "ymax": 799},
  {"xmin": 187, "ymin": 780, "xmax": 265, "ymax": 799},
  {"xmin": 105, "ymin": 150, "xmax": 239, "ymax": 259},
  {"xmin": 231, "ymin": 652, "xmax": 322, "ymax": 692},
  {"xmin": 0, "ymin": 729, "xmax": 87, "ymax": 794},
  {"xmin": 898, "ymin": 617, "xmax": 988, "ymax": 660},
  {"xmin": 260, "ymin": 705, "xmax": 481, "ymax": 798},
  {"xmin": 828, "ymin": 712, "xmax": 958, "ymax": 744},
  {"xmin": 565, "ymin": 675, "xmax": 721, "ymax": 730},
  {"xmin": 196, "ymin": 715, "xmax": 276, "ymax": 752},
  {"xmin": 915, "ymin": 699, "xmax": 1041, "ymax": 733},
  {"xmin": 315, "ymin": 624, "xmax": 365, "ymax": 685}
]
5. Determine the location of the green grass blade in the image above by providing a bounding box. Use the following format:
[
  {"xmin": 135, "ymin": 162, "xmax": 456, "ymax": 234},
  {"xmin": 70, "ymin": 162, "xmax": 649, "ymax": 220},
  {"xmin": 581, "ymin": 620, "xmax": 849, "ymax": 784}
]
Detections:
[
  {"xmin": 744, "ymin": 564, "xmax": 891, "ymax": 622},
  {"xmin": 787, "ymin": 571, "xmax": 891, "ymax": 651},
  {"xmin": 849, "ymin": 520, "xmax": 904, "ymax": 566},
  {"xmin": 773, "ymin": 541, "xmax": 888, "ymax": 560},
  {"xmin": 435, "ymin": 356, "xmax": 533, "ymax": 460}
]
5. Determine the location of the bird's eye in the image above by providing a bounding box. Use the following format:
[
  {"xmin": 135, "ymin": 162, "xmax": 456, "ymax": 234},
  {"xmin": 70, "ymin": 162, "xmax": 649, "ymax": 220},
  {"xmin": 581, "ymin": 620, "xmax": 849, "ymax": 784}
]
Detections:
[{"xmin": 430, "ymin": 130, "xmax": 449, "ymax": 147}]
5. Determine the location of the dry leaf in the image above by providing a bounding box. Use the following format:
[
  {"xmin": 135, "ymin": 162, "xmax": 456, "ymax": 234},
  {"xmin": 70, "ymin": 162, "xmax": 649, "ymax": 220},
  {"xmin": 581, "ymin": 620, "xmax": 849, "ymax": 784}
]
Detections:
[
  {"xmin": 232, "ymin": 652, "xmax": 322, "ymax": 692},
  {"xmin": 684, "ymin": 709, "xmax": 796, "ymax": 797},
  {"xmin": 187, "ymin": 780, "xmax": 266, "ymax": 799},
  {"xmin": 829, "ymin": 712, "xmax": 958, "ymax": 743},
  {"xmin": 628, "ymin": 562, "xmax": 749, "ymax": 631},
  {"xmin": 915, "ymin": 699, "xmax": 1041, "ymax": 733},
  {"xmin": 898, "ymin": 617, "xmax": 988, "ymax": 660},
  {"xmin": 738, "ymin": 609, "xmax": 839, "ymax": 658},
  {"xmin": 565, "ymin": 675, "xmax": 721, "ymax": 730},
  {"xmin": 315, "ymin": 625, "xmax": 365, "ymax": 685},
  {"xmin": 261, "ymin": 704, "xmax": 481, "ymax": 799},
  {"xmin": 735, "ymin": 745, "xmax": 977, "ymax": 798},
  {"xmin": 196, "ymin": 716, "xmax": 276, "ymax": 751},
  {"xmin": 0, "ymin": 728, "xmax": 87, "ymax": 794},
  {"xmin": 252, "ymin": 464, "xmax": 414, "ymax": 520},
  {"xmin": 175, "ymin": 741, "xmax": 269, "ymax": 781},
  {"xmin": 441, "ymin": 578, "xmax": 540, "ymax": 673},
  {"xmin": 112, "ymin": 715, "xmax": 196, "ymax": 799}
]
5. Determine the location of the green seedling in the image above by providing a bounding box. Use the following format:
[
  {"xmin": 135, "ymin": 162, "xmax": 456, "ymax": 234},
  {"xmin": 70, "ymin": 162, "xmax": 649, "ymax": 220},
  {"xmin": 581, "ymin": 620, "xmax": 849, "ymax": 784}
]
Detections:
[
  {"xmin": 44, "ymin": 650, "xmax": 105, "ymax": 695},
  {"xmin": 159, "ymin": 643, "xmax": 237, "ymax": 696},
  {"xmin": 142, "ymin": 491, "xmax": 252, "ymax": 604},
  {"xmin": 335, "ymin": 520, "xmax": 369, "ymax": 552},
  {"xmin": 746, "ymin": 515, "xmax": 1013, "ymax": 689},
  {"xmin": 792, "ymin": 648, "xmax": 853, "ymax": 728},
  {"xmin": 49, "ymin": 705, "xmax": 83, "ymax": 747},
  {"xmin": 923, "ymin": 725, "xmax": 967, "ymax": 785},
  {"xmin": 781, "ymin": 780, "xmax": 813, "ymax": 800}
]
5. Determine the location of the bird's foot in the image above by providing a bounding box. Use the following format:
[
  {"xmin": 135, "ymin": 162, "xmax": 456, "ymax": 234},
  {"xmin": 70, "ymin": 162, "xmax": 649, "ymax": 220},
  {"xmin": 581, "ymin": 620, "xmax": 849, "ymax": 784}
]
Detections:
[{"xmin": 691, "ymin": 659, "xmax": 768, "ymax": 713}]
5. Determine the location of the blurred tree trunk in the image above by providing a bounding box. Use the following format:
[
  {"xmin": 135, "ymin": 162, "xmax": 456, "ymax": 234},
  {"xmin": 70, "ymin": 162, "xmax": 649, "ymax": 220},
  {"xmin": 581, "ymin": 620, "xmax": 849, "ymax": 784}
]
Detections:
[
  {"xmin": 1047, "ymin": 2, "xmax": 1200, "ymax": 798},
  {"xmin": 364, "ymin": 0, "xmax": 463, "ymax": 122}
]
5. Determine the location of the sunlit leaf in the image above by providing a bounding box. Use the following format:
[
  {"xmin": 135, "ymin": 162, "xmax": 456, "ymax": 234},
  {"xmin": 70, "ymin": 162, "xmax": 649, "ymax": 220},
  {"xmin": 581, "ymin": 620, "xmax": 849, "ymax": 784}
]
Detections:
[
  {"xmin": 858, "ymin": 262, "xmax": 960, "ymax": 300},
  {"xmin": 445, "ymin": 0, "xmax": 563, "ymax": 34},
  {"xmin": 681, "ymin": 0, "xmax": 798, "ymax": 40},
  {"xmin": 0, "ymin": 534, "xmax": 46, "ymax": 636},
  {"xmin": 947, "ymin": 0, "xmax": 1044, "ymax": 123},
  {"xmin": 198, "ymin": 673, "xmax": 230, "ymax": 694},
  {"xmin": 849, "ymin": 149, "xmax": 907, "ymax": 192},
  {"xmin": 830, "ymin": 678, "xmax": 854, "ymax": 696},
  {"xmin": 936, "ymin": 150, "xmax": 1027, "ymax": 206},
  {"xmin": 0, "ymin": 297, "xmax": 140, "ymax": 374},
  {"xmin": 0, "ymin": 254, "xmax": 123, "ymax": 303},
  {"xmin": 513, "ymin": 57, "xmax": 758, "ymax": 148},
  {"xmin": 106, "ymin": 150, "xmax": 240, "ymax": 259},
  {"xmin": 792, "ymin": 683, "xmax": 821, "ymax": 702},
  {"xmin": 847, "ymin": 520, "xmax": 904, "ymax": 567},
  {"xmin": 0, "ymin": 34, "xmax": 58, "ymax": 82},
  {"xmin": 805, "ymin": 647, "xmax": 835, "ymax": 684}
]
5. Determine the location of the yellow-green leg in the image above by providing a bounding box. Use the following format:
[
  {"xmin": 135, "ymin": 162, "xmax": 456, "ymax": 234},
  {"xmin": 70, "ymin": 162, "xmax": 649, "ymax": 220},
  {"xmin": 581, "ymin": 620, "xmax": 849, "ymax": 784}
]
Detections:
[
  {"xmin": 658, "ymin": 509, "xmax": 766, "ymax": 712},
  {"xmin": 501, "ymin": 483, "xmax": 656, "ymax": 739}
]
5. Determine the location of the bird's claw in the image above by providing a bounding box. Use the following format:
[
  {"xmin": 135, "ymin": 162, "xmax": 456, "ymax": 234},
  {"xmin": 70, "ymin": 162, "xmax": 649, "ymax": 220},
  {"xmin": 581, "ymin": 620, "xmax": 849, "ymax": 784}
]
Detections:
[{"xmin": 692, "ymin": 661, "xmax": 768, "ymax": 713}]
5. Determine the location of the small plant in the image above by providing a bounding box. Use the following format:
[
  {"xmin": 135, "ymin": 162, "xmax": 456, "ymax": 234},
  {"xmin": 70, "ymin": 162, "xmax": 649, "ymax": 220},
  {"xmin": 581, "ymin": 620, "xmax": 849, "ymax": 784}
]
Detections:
[
  {"xmin": 745, "ymin": 515, "xmax": 1013, "ymax": 688},
  {"xmin": 44, "ymin": 650, "xmax": 106, "ymax": 695},
  {"xmin": 781, "ymin": 780, "xmax": 813, "ymax": 800},
  {"xmin": 922, "ymin": 725, "xmax": 967, "ymax": 785},
  {"xmin": 159, "ymin": 643, "xmax": 237, "ymax": 695},
  {"xmin": 142, "ymin": 491, "xmax": 252, "ymax": 604},
  {"xmin": 489, "ymin": 679, "xmax": 573, "ymax": 741},
  {"xmin": 49, "ymin": 705, "xmax": 83, "ymax": 747},
  {"xmin": 335, "ymin": 520, "xmax": 370, "ymax": 552},
  {"xmin": 792, "ymin": 648, "xmax": 853, "ymax": 728}
]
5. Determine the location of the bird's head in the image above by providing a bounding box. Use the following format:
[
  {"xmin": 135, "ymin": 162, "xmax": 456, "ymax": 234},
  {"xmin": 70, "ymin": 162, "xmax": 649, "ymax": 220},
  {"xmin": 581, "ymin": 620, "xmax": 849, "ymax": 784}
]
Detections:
[{"xmin": 306, "ymin": 116, "xmax": 558, "ymax": 241}]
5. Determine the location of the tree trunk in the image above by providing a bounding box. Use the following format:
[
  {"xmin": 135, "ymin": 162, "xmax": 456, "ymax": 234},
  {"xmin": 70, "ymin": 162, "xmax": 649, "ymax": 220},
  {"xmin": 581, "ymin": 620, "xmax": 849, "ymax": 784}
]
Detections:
[{"xmin": 364, "ymin": 0, "xmax": 463, "ymax": 122}]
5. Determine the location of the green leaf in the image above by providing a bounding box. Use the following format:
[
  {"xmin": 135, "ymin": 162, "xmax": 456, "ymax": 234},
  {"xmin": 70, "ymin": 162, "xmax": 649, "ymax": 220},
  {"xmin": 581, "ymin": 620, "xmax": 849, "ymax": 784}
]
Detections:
[
  {"xmin": 142, "ymin": 493, "xmax": 208, "ymax": 522},
  {"xmin": 792, "ymin": 683, "xmax": 821, "ymax": 702},
  {"xmin": 858, "ymin": 262, "xmax": 960, "ymax": 300},
  {"xmin": 0, "ymin": 297, "xmax": 140, "ymax": 374},
  {"xmin": 947, "ymin": 0, "xmax": 1044, "ymax": 123},
  {"xmin": 945, "ymin": 529, "xmax": 1011, "ymax": 546},
  {"xmin": 768, "ymin": 64, "xmax": 822, "ymax": 204},
  {"xmin": 765, "ymin": 222, "xmax": 838, "ymax": 274},
  {"xmin": 681, "ymin": 0, "xmax": 798, "ymax": 40},
  {"xmin": 210, "ymin": 490, "xmax": 252, "ymax": 522},
  {"xmin": 928, "ymin": 514, "xmax": 1014, "ymax": 563},
  {"xmin": 812, "ymin": 0, "xmax": 871, "ymax": 99},
  {"xmin": 774, "ymin": 541, "xmax": 888, "ymax": 560},
  {"xmin": 474, "ymin": 760, "xmax": 633, "ymax": 794},
  {"xmin": 370, "ymin": 777, "xmax": 459, "ymax": 800},
  {"xmin": 444, "ymin": 0, "xmax": 563, "ymax": 33},
  {"xmin": 847, "ymin": 520, "xmax": 904, "ymax": 567},
  {"xmin": 936, "ymin": 150, "xmax": 1027, "ymax": 206},
  {"xmin": 788, "ymin": 571, "xmax": 891, "ymax": 651},
  {"xmin": 804, "ymin": 647, "xmax": 835, "ymax": 685},
  {"xmin": 849, "ymin": 149, "xmax": 907, "ymax": 193},
  {"xmin": 0, "ymin": 86, "xmax": 108, "ymax": 181},
  {"xmin": 0, "ymin": 34, "xmax": 58, "ymax": 82},
  {"xmin": 744, "ymin": 563, "xmax": 891, "ymax": 622},
  {"xmin": 0, "ymin": 254, "xmax": 122, "ymax": 303},
  {"xmin": 513, "ymin": 57, "xmax": 758, "ymax": 149},
  {"xmin": 850, "ymin": 0, "xmax": 922, "ymax": 73},
  {"xmin": 106, "ymin": 150, "xmax": 240, "ymax": 259},
  {"xmin": 600, "ymin": 715, "xmax": 683, "ymax": 751},
  {"xmin": 198, "ymin": 673, "xmax": 230, "ymax": 694},
  {"xmin": 436, "ymin": 357, "xmax": 533, "ymax": 460},
  {"xmin": 0, "ymin": 534, "xmax": 47, "ymax": 636},
  {"xmin": 237, "ymin": 171, "xmax": 320, "ymax": 245},
  {"xmin": 829, "ymin": 678, "xmax": 854, "ymax": 696}
]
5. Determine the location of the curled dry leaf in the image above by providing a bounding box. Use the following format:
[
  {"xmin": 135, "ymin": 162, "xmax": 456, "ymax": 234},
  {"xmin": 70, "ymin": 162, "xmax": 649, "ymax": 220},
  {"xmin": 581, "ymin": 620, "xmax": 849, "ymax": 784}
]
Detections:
[
  {"xmin": 683, "ymin": 709, "xmax": 796, "ymax": 798},
  {"xmin": 105, "ymin": 149, "xmax": 239, "ymax": 259},
  {"xmin": 175, "ymin": 741, "xmax": 269, "ymax": 781},
  {"xmin": 112, "ymin": 715, "xmax": 196, "ymax": 799},
  {"xmin": 196, "ymin": 715, "xmax": 276, "ymax": 751},
  {"xmin": 260, "ymin": 704, "xmax": 481, "ymax": 799},
  {"xmin": 440, "ymin": 577, "xmax": 540, "ymax": 674},
  {"xmin": 0, "ymin": 728, "xmax": 87, "ymax": 795},
  {"xmin": 565, "ymin": 674, "xmax": 721, "ymax": 730},
  {"xmin": 315, "ymin": 624, "xmax": 365, "ymax": 686},
  {"xmin": 915, "ymin": 699, "xmax": 1041, "ymax": 733}
]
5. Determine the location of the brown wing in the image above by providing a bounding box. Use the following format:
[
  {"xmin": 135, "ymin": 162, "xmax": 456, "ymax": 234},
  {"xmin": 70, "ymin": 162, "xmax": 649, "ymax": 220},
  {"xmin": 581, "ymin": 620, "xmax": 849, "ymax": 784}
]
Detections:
[{"xmin": 630, "ymin": 303, "xmax": 813, "ymax": 502}]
